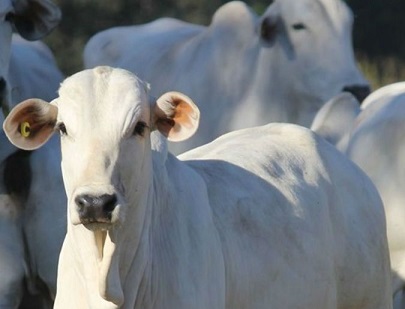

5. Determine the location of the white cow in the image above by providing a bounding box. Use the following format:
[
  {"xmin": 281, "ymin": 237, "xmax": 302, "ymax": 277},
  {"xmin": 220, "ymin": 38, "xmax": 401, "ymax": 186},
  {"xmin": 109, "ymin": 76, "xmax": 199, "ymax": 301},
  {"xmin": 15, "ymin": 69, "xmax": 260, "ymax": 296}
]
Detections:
[
  {"xmin": 0, "ymin": 134, "xmax": 64, "ymax": 309},
  {"xmin": 310, "ymin": 83, "xmax": 405, "ymax": 308},
  {"xmin": 84, "ymin": 0, "xmax": 370, "ymax": 154},
  {"xmin": 0, "ymin": 2, "xmax": 62, "ymax": 307},
  {"xmin": 3, "ymin": 67, "xmax": 391, "ymax": 309},
  {"xmin": 0, "ymin": 72, "xmax": 64, "ymax": 309}
]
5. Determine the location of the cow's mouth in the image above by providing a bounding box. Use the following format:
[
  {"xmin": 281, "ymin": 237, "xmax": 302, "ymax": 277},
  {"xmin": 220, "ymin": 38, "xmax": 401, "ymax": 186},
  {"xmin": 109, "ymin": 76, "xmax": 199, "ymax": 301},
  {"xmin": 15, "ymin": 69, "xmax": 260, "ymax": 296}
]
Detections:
[
  {"xmin": 83, "ymin": 221, "xmax": 113, "ymax": 231},
  {"xmin": 342, "ymin": 84, "xmax": 371, "ymax": 103}
]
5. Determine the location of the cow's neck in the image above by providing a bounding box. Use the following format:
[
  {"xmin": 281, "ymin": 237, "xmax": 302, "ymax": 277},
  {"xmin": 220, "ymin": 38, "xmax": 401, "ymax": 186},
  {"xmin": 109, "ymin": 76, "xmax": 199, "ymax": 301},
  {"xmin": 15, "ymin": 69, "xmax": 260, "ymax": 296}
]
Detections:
[{"xmin": 234, "ymin": 46, "xmax": 320, "ymax": 128}]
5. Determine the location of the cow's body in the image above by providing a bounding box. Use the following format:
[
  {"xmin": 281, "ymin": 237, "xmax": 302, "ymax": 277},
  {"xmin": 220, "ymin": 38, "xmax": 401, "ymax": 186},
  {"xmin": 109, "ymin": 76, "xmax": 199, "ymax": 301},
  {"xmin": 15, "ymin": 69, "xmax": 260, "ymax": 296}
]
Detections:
[
  {"xmin": 0, "ymin": 135, "xmax": 65, "ymax": 309},
  {"xmin": 0, "ymin": 188, "xmax": 25, "ymax": 309},
  {"xmin": 0, "ymin": 0, "xmax": 61, "ymax": 118},
  {"xmin": 9, "ymin": 34, "xmax": 64, "ymax": 106},
  {"xmin": 84, "ymin": 0, "xmax": 369, "ymax": 154},
  {"xmin": 311, "ymin": 84, "xmax": 405, "ymax": 308},
  {"xmin": 3, "ymin": 67, "xmax": 391, "ymax": 309},
  {"xmin": 0, "ymin": 2, "xmax": 62, "ymax": 307}
]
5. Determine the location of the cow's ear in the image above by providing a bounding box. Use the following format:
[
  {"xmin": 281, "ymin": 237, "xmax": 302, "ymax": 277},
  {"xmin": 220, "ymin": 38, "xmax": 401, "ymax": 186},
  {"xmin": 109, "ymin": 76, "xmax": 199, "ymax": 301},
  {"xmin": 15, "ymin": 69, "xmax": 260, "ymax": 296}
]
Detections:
[
  {"xmin": 258, "ymin": 3, "xmax": 278, "ymax": 45},
  {"xmin": 311, "ymin": 92, "xmax": 360, "ymax": 147},
  {"xmin": 3, "ymin": 98, "xmax": 58, "ymax": 150},
  {"xmin": 11, "ymin": 0, "xmax": 61, "ymax": 40},
  {"xmin": 152, "ymin": 92, "xmax": 200, "ymax": 142},
  {"xmin": 259, "ymin": 16, "xmax": 277, "ymax": 44}
]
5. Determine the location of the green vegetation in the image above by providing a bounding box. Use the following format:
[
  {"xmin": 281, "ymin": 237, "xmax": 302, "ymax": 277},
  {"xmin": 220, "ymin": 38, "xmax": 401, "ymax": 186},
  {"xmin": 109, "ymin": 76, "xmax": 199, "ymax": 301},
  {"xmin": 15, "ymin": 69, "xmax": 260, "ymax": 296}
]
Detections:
[{"xmin": 44, "ymin": 0, "xmax": 405, "ymax": 90}]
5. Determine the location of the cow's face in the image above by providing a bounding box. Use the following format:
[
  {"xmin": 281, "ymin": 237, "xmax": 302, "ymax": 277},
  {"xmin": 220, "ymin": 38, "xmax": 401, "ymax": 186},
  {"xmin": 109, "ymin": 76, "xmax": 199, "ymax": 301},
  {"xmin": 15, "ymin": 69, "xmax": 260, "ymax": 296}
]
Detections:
[
  {"xmin": 0, "ymin": 0, "xmax": 61, "ymax": 117},
  {"xmin": 258, "ymin": 0, "xmax": 369, "ymax": 109},
  {"xmin": 3, "ymin": 66, "xmax": 199, "ymax": 231}
]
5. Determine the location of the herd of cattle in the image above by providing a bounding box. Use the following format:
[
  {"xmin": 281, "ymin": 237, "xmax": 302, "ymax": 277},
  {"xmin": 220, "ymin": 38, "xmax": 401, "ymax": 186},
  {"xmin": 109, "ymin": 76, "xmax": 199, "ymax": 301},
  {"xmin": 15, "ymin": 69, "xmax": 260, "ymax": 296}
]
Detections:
[{"xmin": 0, "ymin": 0, "xmax": 403, "ymax": 309}]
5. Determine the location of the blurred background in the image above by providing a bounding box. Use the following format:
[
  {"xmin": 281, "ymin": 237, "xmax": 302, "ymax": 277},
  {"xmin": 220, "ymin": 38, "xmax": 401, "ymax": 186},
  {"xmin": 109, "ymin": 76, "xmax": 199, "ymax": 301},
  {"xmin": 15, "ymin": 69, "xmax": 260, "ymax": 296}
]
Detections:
[{"xmin": 44, "ymin": 0, "xmax": 405, "ymax": 90}]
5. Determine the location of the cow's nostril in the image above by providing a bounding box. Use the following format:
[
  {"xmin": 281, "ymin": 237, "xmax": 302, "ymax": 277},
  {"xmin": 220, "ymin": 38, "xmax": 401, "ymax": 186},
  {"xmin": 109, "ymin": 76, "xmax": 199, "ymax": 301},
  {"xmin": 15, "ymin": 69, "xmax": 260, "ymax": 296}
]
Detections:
[
  {"xmin": 342, "ymin": 85, "xmax": 371, "ymax": 103},
  {"xmin": 101, "ymin": 194, "xmax": 117, "ymax": 213},
  {"xmin": 75, "ymin": 195, "xmax": 93, "ymax": 210}
]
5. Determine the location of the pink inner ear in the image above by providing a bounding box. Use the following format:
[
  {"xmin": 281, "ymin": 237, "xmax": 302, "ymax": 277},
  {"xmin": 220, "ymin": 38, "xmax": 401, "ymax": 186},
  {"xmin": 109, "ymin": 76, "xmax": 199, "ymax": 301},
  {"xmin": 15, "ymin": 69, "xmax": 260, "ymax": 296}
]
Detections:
[
  {"xmin": 172, "ymin": 99, "xmax": 197, "ymax": 126},
  {"xmin": 155, "ymin": 92, "xmax": 200, "ymax": 142}
]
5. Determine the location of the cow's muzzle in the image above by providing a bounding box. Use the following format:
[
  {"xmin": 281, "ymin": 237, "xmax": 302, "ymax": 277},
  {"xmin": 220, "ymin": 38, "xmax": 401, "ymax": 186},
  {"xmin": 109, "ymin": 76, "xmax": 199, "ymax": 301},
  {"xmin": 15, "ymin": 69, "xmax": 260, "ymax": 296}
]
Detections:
[
  {"xmin": 342, "ymin": 84, "xmax": 371, "ymax": 103},
  {"xmin": 75, "ymin": 193, "xmax": 118, "ymax": 225}
]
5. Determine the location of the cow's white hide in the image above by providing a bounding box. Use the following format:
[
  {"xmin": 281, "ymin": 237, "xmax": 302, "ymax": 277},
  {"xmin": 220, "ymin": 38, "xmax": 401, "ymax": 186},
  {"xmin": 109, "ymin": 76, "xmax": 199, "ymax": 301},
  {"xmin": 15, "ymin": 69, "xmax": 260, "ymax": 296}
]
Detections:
[{"xmin": 311, "ymin": 83, "xmax": 405, "ymax": 308}]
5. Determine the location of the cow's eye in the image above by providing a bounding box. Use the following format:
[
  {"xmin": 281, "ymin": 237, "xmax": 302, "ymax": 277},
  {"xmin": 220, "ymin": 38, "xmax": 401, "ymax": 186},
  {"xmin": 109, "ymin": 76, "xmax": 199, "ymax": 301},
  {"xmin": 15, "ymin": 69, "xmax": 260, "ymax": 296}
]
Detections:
[
  {"xmin": 57, "ymin": 123, "xmax": 67, "ymax": 135},
  {"xmin": 292, "ymin": 23, "xmax": 306, "ymax": 31},
  {"xmin": 133, "ymin": 121, "xmax": 148, "ymax": 137}
]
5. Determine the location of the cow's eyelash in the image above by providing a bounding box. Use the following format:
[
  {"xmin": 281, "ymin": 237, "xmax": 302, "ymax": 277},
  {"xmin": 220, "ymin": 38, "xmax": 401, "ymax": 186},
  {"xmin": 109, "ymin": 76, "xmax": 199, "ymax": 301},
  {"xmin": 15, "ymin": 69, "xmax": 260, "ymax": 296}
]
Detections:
[{"xmin": 56, "ymin": 122, "xmax": 67, "ymax": 135}]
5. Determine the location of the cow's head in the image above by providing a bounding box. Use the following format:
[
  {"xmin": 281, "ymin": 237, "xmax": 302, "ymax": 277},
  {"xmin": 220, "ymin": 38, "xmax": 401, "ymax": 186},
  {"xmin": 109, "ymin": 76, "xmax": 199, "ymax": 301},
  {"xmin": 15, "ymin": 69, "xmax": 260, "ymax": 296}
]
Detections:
[
  {"xmin": 0, "ymin": 0, "xmax": 61, "ymax": 117},
  {"xmin": 3, "ymin": 66, "xmax": 199, "ymax": 231},
  {"xmin": 256, "ymin": 0, "xmax": 369, "ymax": 124}
]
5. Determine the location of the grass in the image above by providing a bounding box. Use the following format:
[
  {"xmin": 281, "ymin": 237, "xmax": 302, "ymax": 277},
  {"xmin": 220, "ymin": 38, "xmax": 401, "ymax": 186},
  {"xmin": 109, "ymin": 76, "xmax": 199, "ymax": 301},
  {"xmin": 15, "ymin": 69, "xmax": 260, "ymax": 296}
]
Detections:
[{"xmin": 357, "ymin": 53, "xmax": 405, "ymax": 90}]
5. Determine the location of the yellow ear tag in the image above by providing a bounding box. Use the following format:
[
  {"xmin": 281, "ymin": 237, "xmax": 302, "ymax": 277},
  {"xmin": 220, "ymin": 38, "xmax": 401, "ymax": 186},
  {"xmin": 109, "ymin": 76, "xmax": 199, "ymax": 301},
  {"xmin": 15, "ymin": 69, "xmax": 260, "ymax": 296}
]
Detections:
[{"xmin": 20, "ymin": 122, "xmax": 31, "ymax": 138}]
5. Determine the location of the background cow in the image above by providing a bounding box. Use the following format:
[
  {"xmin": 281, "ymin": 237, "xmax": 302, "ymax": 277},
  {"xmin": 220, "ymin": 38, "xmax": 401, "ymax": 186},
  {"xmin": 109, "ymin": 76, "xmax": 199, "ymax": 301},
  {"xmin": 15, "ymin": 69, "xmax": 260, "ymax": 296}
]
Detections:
[
  {"xmin": 311, "ymin": 83, "xmax": 405, "ymax": 309},
  {"xmin": 84, "ymin": 0, "xmax": 370, "ymax": 154},
  {"xmin": 0, "ymin": 0, "xmax": 61, "ymax": 119},
  {"xmin": 3, "ymin": 46, "xmax": 64, "ymax": 309},
  {"xmin": 8, "ymin": 34, "xmax": 64, "ymax": 109},
  {"xmin": 4, "ymin": 66, "xmax": 391, "ymax": 309},
  {"xmin": 0, "ymin": 1, "xmax": 63, "ymax": 308}
]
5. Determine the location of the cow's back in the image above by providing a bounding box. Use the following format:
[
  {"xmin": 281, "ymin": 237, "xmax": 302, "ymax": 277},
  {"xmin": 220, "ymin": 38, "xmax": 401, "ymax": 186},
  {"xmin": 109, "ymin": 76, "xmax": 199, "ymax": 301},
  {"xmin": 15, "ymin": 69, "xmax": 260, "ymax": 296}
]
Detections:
[
  {"xmin": 84, "ymin": 18, "xmax": 203, "ymax": 84},
  {"xmin": 181, "ymin": 123, "xmax": 391, "ymax": 309}
]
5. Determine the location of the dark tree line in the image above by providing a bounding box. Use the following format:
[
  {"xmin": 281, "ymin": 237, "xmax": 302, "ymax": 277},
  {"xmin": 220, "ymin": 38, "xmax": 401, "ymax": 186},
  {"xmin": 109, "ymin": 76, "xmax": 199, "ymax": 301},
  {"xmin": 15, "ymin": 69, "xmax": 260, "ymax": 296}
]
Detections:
[{"xmin": 347, "ymin": 0, "xmax": 405, "ymax": 58}]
